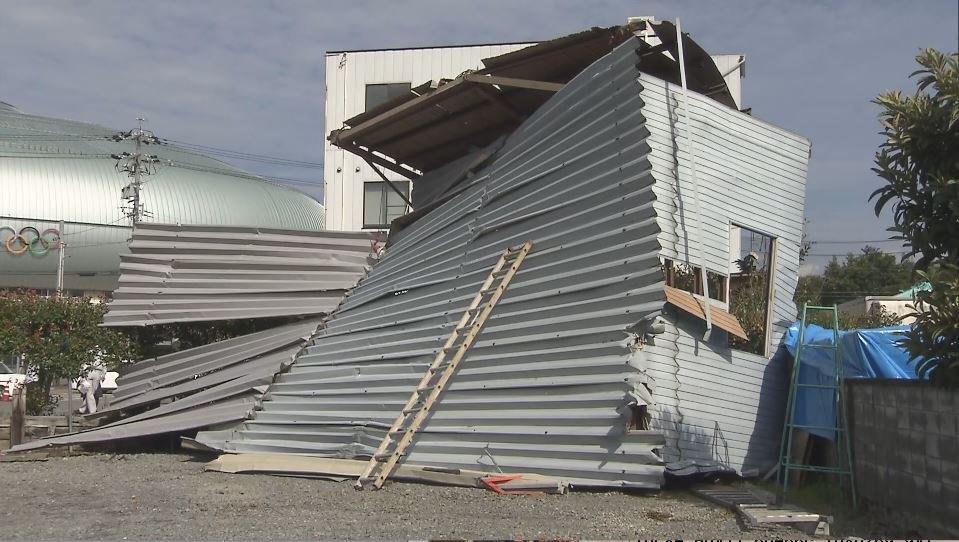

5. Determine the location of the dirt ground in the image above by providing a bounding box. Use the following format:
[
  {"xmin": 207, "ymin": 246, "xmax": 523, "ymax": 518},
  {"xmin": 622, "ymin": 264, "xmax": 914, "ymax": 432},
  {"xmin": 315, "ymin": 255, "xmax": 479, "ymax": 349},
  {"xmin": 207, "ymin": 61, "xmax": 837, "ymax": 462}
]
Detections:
[{"xmin": 0, "ymin": 452, "xmax": 810, "ymax": 540}]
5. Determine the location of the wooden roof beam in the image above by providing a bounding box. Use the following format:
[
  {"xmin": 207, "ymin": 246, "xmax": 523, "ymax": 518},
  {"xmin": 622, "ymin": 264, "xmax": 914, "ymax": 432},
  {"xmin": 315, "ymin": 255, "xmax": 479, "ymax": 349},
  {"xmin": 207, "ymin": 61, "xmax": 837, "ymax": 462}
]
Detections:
[
  {"xmin": 339, "ymin": 142, "xmax": 421, "ymax": 180},
  {"xmin": 462, "ymin": 73, "xmax": 565, "ymax": 93}
]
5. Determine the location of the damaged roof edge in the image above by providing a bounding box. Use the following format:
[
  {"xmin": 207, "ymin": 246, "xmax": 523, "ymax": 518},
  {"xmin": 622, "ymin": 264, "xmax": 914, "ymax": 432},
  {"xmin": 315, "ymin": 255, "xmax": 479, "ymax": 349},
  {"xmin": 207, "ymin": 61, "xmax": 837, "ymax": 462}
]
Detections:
[{"xmin": 328, "ymin": 20, "xmax": 737, "ymax": 175}]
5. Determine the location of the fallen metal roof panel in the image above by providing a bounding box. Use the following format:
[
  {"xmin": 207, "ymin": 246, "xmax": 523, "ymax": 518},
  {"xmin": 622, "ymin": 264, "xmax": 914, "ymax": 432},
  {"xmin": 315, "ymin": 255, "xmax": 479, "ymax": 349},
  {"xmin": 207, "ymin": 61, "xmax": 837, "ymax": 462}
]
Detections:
[
  {"xmin": 8, "ymin": 397, "xmax": 257, "ymax": 452},
  {"xmin": 198, "ymin": 36, "xmax": 669, "ymax": 489},
  {"xmin": 9, "ymin": 319, "xmax": 319, "ymax": 453},
  {"xmin": 109, "ymin": 319, "xmax": 319, "ymax": 405},
  {"xmin": 103, "ymin": 223, "xmax": 378, "ymax": 326}
]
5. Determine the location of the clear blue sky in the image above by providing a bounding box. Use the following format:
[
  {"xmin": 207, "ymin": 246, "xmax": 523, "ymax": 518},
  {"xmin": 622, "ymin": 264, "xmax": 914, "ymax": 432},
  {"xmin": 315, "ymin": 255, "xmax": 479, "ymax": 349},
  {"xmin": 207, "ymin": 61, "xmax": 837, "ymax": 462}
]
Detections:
[{"xmin": 2, "ymin": 1, "xmax": 956, "ymax": 274}]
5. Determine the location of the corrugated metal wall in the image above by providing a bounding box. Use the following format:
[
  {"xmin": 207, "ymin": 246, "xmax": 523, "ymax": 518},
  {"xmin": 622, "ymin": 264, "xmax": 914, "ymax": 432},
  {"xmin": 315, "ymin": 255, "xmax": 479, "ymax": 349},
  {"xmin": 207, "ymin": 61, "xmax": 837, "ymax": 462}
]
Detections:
[
  {"xmin": 638, "ymin": 72, "xmax": 809, "ymax": 474},
  {"xmin": 11, "ymin": 319, "xmax": 320, "ymax": 453},
  {"xmin": 201, "ymin": 37, "xmax": 669, "ymax": 488},
  {"xmin": 104, "ymin": 223, "xmax": 378, "ymax": 326},
  {"xmin": 324, "ymin": 43, "xmax": 534, "ymax": 231},
  {"xmin": 201, "ymin": 37, "xmax": 809, "ymax": 485}
]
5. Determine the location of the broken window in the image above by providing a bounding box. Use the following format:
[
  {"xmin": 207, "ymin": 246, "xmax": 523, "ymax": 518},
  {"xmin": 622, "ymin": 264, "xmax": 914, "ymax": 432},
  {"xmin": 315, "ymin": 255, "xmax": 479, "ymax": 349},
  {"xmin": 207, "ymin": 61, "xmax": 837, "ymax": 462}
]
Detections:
[
  {"xmin": 728, "ymin": 225, "xmax": 776, "ymax": 355},
  {"xmin": 363, "ymin": 181, "xmax": 410, "ymax": 229},
  {"xmin": 662, "ymin": 259, "xmax": 728, "ymax": 303},
  {"xmin": 365, "ymin": 82, "xmax": 412, "ymax": 112}
]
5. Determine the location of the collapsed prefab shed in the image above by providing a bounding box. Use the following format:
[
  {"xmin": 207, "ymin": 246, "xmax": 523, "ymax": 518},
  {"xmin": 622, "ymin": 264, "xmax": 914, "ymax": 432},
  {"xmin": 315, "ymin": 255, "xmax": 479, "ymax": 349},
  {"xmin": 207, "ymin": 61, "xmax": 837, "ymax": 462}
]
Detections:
[{"xmin": 197, "ymin": 26, "xmax": 808, "ymax": 487}]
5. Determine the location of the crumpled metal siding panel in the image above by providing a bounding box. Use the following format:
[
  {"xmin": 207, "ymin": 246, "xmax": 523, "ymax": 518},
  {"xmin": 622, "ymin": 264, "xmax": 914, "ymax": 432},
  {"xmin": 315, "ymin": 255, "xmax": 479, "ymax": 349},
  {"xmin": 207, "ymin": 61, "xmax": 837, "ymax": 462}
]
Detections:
[
  {"xmin": 638, "ymin": 72, "xmax": 809, "ymax": 474},
  {"xmin": 8, "ymin": 319, "xmax": 321, "ymax": 453},
  {"xmin": 103, "ymin": 223, "xmax": 378, "ymax": 326},
  {"xmin": 197, "ymin": 37, "xmax": 669, "ymax": 489}
]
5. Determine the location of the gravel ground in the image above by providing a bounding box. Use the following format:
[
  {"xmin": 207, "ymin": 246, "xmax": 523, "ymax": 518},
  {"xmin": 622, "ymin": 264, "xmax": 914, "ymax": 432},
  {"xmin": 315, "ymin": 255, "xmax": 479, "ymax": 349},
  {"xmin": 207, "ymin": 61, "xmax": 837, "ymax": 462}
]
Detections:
[{"xmin": 1, "ymin": 452, "xmax": 806, "ymax": 540}]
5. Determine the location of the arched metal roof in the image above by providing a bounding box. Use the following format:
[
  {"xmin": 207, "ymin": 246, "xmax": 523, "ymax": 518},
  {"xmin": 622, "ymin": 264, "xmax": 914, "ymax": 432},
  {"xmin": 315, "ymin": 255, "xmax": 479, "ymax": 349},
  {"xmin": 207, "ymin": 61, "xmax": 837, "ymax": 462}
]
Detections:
[
  {"xmin": 0, "ymin": 103, "xmax": 324, "ymax": 228},
  {"xmin": 0, "ymin": 102, "xmax": 326, "ymax": 292}
]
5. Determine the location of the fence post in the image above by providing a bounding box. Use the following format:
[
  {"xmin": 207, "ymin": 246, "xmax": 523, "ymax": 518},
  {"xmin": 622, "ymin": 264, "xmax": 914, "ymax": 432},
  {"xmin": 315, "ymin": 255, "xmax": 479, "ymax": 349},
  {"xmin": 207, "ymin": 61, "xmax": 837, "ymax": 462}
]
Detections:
[{"xmin": 10, "ymin": 385, "xmax": 26, "ymax": 447}]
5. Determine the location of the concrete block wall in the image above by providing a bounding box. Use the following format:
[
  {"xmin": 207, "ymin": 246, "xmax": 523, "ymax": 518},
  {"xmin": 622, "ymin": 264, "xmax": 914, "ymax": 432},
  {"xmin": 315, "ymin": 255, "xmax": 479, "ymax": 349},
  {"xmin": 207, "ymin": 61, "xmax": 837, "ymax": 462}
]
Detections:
[{"xmin": 847, "ymin": 379, "xmax": 959, "ymax": 536}]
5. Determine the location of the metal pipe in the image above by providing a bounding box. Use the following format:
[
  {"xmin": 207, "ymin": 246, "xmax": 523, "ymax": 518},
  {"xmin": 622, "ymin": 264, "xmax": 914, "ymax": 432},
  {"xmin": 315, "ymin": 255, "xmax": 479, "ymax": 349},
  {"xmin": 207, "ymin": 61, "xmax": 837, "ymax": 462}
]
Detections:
[{"xmin": 675, "ymin": 18, "xmax": 713, "ymax": 334}]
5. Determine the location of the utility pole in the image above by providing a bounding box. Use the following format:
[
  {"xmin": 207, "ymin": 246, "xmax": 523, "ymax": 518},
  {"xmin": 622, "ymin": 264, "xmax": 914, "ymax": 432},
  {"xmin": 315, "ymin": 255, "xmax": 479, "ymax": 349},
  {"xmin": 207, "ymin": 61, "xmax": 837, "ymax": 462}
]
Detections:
[
  {"xmin": 56, "ymin": 219, "xmax": 66, "ymax": 298},
  {"xmin": 111, "ymin": 118, "xmax": 161, "ymax": 224}
]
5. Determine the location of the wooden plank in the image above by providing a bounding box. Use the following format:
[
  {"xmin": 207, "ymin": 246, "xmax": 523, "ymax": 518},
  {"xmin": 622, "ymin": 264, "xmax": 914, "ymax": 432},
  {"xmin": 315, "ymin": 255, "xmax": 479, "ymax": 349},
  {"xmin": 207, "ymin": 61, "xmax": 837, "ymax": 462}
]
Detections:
[
  {"xmin": 10, "ymin": 387, "xmax": 25, "ymax": 447},
  {"xmin": 471, "ymin": 85, "xmax": 525, "ymax": 122},
  {"xmin": 339, "ymin": 143, "xmax": 421, "ymax": 180},
  {"xmin": 664, "ymin": 285, "xmax": 748, "ymax": 340},
  {"xmin": 330, "ymin": 78, "xmax": 472, "ymax": 144},
  {"xmin": 365, "ymin": 156, "xmax": 414, "ymax": 209},
  {"xmin": 207, "ymin": 453, "xmax": 565, "ymax": 490},
  {"xmin": 463, "ymin": 74, "xmax": 565, "ymax": 93}
]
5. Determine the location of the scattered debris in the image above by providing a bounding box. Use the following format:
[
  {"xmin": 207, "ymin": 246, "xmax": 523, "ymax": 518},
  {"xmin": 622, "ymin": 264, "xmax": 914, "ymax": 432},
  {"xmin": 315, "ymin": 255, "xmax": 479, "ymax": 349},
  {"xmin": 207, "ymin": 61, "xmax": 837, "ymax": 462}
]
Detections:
[
  {"xmin": 207, "ymin": 452, "xmax": 566, "ymax": 493},
  {"xmin": 691, "ymin": 485, "xmax": 831, "ymax": 536},
  {"xmin": 645, "ymin": 509, "xmax": 673, "ymax": 521}
]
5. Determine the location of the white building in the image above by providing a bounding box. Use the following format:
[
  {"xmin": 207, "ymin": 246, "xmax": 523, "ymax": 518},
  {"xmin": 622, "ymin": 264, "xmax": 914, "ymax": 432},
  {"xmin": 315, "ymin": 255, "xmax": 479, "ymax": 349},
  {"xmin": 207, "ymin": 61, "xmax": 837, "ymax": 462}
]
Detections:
[
  {"xmin": 324, "ymin": 42, "xmax": 533, "ymax": 231},
  {"xmin": 323, "ymin": 27, "xmax": 745, "ymax": 232}
]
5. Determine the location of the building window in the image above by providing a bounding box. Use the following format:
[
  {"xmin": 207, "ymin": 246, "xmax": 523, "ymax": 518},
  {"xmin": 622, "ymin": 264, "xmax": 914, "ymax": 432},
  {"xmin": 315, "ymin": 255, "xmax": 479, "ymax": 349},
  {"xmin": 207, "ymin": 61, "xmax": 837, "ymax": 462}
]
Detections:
[
  {"xmin": 363, "ymin": 181, "xmax": 410, "ymax": 229},
  {"xmin": 365, "ymin": 83, "xmax": 412, "ymax": 112},
  {"xmin": 728, "ymin": 225, "xmax": 776, "ymax": 355},
  {"xmin": 662, "ymin": 259, "xmax": 728, "ymax": 303}
]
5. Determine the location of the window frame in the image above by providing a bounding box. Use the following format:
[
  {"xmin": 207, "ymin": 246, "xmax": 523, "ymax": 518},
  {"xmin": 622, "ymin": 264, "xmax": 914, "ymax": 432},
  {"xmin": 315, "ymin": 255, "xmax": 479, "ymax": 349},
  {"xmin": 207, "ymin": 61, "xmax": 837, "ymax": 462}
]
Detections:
[
  {"xmin": 728, "ymin": 223, "xmax": 778, "ymax": 357},
  {"xmin": 364, "ymin": 82, "xmax": 413, "ymax": 112},
  {"xmin": 662, "ymin": 258, "xmax": 730, "ymax": 308},
  {"xmin": 362, "ymin": 180, "xmax": 410, "ymax": 229}
]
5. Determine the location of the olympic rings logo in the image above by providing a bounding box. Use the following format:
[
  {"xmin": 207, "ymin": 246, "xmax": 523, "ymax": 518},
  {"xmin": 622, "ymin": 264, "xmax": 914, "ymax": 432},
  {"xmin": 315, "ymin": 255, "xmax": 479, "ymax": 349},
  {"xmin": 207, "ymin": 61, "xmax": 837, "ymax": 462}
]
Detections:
[{"xmin": 1, "ymin": 226, "xmax": 61, "ymax": 256}]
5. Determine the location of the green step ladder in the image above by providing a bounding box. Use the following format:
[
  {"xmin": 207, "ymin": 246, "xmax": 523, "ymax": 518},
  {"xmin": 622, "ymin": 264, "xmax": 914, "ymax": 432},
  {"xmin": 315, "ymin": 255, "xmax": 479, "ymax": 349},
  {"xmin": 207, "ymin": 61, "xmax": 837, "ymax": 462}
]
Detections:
[{"xmin": 776, "ymin": 304, "xmax": 857, "ymax": 508}]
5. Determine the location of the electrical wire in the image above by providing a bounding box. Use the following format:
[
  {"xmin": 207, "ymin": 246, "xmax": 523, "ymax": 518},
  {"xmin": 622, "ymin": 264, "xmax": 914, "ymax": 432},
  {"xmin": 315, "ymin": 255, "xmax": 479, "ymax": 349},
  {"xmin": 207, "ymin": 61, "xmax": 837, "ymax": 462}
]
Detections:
[
  {"xmin": 808, "ymin": 239, "xmax": 904, "ymax": 244},
  {"xmin": 0, "ymin": 132, "xmax": 325, "ymax": 169},
  {"xmin": 806, "ymin": 252, "xmax": 910, "ymax": 257},
  {"xmin": 162, "ymin": 139, "xmax": 324, "ymax": 168},
  {"xmin": 60, "ymin": 217, "xmax": 131, "ymax": 237}
]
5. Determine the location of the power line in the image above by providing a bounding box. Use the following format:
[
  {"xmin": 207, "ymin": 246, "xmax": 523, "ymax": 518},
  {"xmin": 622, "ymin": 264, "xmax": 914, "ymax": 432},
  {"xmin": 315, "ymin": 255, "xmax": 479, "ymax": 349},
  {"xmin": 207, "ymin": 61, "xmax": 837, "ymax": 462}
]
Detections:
[
  {"xmin": 809, "ymin": 239, "xmax": 903, "ymax": 244},
  {"xmin": 163, "ymin": 139, "xmax": 324, "ymax": 168},
  {"xmin": 806, "ymin": 252, "xmax": 910, "ymax": 257},
  {"xmin": 166, "ymin": 161, "xmax": 321, "ymax": 188},
  {"xmin": 0, "ymin": 132, "xmax": 325, "ymax": 169},
  {"xmin": 0, "ymin": 154, "xmax": 110, "ymax": 159},
  {"xmin": 61, "ymin": 217, "xmax": 131, "ymax": 237}
]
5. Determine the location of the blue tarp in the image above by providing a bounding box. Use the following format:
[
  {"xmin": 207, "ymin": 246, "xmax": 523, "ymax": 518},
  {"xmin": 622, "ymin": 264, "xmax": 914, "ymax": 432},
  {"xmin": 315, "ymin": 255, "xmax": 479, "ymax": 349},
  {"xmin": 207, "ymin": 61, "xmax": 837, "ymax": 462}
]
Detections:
[{"xmin": 780, "ymin": 323, "xmax": 920, "ymax": 440}]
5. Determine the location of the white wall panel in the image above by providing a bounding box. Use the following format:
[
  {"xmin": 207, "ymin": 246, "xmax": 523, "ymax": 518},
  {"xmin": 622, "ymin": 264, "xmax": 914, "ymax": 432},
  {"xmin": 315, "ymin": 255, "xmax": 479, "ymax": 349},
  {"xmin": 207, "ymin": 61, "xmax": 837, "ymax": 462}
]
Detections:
[{"xmin": 324, "ymin": 44, "xmax": 534, "ymax": 231}]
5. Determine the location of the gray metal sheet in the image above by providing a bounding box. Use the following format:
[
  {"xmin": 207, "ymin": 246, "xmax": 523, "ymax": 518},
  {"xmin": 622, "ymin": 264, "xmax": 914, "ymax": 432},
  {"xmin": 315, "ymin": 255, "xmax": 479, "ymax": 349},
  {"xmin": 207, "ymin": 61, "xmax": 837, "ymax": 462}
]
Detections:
[
  {"xmin": 9, "ymin": 397, "xmax": 257, "ymax": 452},
  {"xmin": 109, "ymin": 319, "xmax": 319, "ymax": 405},
  {"xmin": 197, "ymin": 37, "xmax": 669, "ymax": 489},
  {"xmin": 10, "ymin": 320, "xmax": 320, "ymax": 453},
  {"xmin": 103, "ymin": 224, "xmax": 378, "ymax": 326},
  {"xmin": 637, "ymin": 72, "xmax": 808, "ymax": 474}
]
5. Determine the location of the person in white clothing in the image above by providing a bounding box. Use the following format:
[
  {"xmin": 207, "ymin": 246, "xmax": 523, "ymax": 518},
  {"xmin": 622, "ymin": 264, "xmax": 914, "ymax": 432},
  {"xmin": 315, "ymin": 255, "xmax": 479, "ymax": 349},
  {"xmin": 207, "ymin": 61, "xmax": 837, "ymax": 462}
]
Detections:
[{"xmin": 76, "ymin": 363, "xmax": 106, "ymax": 414}]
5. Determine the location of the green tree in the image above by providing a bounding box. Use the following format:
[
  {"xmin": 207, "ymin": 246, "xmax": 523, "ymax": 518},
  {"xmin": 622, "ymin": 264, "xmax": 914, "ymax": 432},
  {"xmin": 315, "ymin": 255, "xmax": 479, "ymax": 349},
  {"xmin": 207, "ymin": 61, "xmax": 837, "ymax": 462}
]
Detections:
[
  {"xmin": 871, "ymin": 48, "xmax": 959, "ymax": 386},
  {"xmin": 793, "ymin": 247, "xmax": 908, "ymax": 330},
  {"xmin": 0, "ymin": 292, "xmax": 138, "ymax": 414},
  {"xmin": 818, "ymin": 246, "xmax": 914, "ymax": 306}
]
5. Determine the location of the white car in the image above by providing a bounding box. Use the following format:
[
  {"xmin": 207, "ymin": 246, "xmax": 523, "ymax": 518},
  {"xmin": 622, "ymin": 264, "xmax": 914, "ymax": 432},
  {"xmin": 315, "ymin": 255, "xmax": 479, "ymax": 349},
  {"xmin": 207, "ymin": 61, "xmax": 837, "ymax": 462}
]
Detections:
[{"xmin": 0, "ymin": 361, "xmax": 28, "ymax": 399}]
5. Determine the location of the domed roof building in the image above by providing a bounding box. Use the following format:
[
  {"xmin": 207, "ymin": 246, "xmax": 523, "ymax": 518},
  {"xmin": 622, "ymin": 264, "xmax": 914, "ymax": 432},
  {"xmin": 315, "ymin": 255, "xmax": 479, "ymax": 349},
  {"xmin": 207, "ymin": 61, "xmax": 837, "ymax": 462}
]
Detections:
[{"xmin": 0, "ymin": 101, "xmax": 325, "ymax": 294}]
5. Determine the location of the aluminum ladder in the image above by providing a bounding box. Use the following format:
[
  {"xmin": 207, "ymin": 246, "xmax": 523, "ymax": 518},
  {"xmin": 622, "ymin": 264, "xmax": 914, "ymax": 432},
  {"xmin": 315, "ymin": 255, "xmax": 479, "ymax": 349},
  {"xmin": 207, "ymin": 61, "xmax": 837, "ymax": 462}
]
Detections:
[
  {"xmin": 355, "ymin": 240, "xmax": 533, "ymax": 490},
  {"xmin": 776, "ymin": 303, "xmax": 857, "ymax": 508}
]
